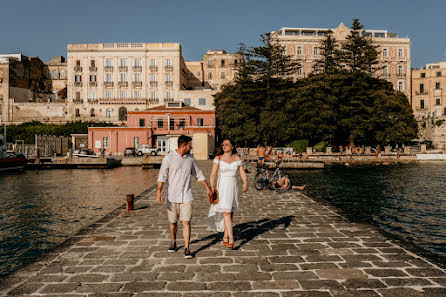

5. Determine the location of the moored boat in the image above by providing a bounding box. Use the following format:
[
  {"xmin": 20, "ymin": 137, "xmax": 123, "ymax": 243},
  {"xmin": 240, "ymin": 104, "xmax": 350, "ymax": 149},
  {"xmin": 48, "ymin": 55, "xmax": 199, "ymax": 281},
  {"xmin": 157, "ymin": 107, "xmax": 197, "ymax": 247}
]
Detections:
[{"xmin": 0, "ymin": 135, "xmax": 27, "ymax": 172}]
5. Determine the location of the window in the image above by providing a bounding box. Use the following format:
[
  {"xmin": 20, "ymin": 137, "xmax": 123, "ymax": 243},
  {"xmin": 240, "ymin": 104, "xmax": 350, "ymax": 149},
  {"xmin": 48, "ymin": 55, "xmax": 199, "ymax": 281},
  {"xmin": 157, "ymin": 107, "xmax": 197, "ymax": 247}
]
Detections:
[
  {"xmin": 151, "ymin": 91, "xmax": 157, "ymax": 99},
  {"xmin": 106, "ymin": 108, "xmax": 111, "ymax": 118},
  {"xmin": 76, "ymin": 92, "xmax": 81, "ymax": 100},
  {"xmin": 135, "ymin": 59, "xmax": 140, "ymax": 67},
  {"xmin": 76, "ymin": 60, "xmax": 81, "ymax": 67},
  {"xmin": 103, "ymin": 137, "xmax": 109, "ymax": 148},
  {"xmin": 221, "ymin": 72, "xmax": 225, "ymax": 79},
  {"xmin": 398, "ymin": 49, "xmax": 403, "ymax": 57},
  {"xmin": 436, "ymin": 98, "xmax": 441, "ymax": 106},
  {"xmin": 166, "ymin": 59, "xmax": 171, "ymax": 69},
  {"xmin": 313, "ymin": 65, "xmax": 319, "ymax": 75},
  {"xmin": 158, "ymin": 119, "xmax": 164, "ymax": 128},
  {"xmin": 135, "ymin": 73, "xmax": 140, "ymax": 82},
  {"xmin": 197, "ymin": 118, "xmax": 204, "ymax": 127},
  {"xmin": 120, "ymin": 73, "xmax": 126, "ymax": 82},
  {"xmin": 119, "ymin": 107, "xmax": 127, "ymax": 121},
  {"xmin": 208, "ymin": 72, "xmax": 212, "ymax": 79},
  {"xmin": 179, "ymin": 119, "xmax": 185, "ymax": 129},
  {"xmin": 297, "ymin": 65, "xmax": 302, "ymax": 76},
  {"xmin": 184, "ymin": 98, "xmax": 191, "ymax": 106},
  {"xmin": 106, "ymin": 90, "xmax": 112, "ymax": 99},
  {"xmin": 169, "ymin": 118, "xmax": 174, "ymax": 130},
  {"xmin": 75, "ymin": 75, "xmax": 81, "ymax": 82},
  {"xmin": 234, "ymin": 59, "xmax": 238, "ymax": 65},
  {"xmin": 106, "ymin": 73, "xmax": 112, "ymax": 82},
  {"xmin": 90, "ymin": 91, "xmax": 96, "ymax": 99},
  {"xmin": 106, "ymin": 59, "xmax": 111, "ymax": 67},
  {"xmin": 421, "ymin": 73, "xmax": 426, "ymax": 78},
  {"xmin": 134, "ymin": 137, "xmax": 140, "ymax": 148},
  {"xmin": 135, "ymin": 90, "xmax": 140, "ymax": 99},
  {"xmin": 199, "ymin": 98, "xmax": 206, "ymax": 105},
  {"xmin": 437, "ymin": 71, "xmax": 442, "ymax": 77},
  {"xmin": 398, "ymin": 81, "xmax": 404, "ymax": 91},
  {"xmin": 436, "ymin": 82, "xmax": 441, "ymax": 90},
  {"xmin": 139, "ymin": 119, "xmax": 145, "ymax": 127},
  {"xmin": 208, "ymin": 59, "xmax": 213, "ymax": 67},
  {"xmin": 166, "ymin": 90, "xmax": 171, "ymax": 100},
  {"xmin": 420, "ymin": 99, "xmax": 425, "ymax": 109},
  {"xmin": 313, "ymin": 47, "xmax": 319, "ymax": 55},
  {"xmin": 120, "ymin": 59, "xmax": 126, "ymax": 67},
  {"xmin": 60, "ymin": 70, "xmax": 65, "ymax": 79},
  {"xmin": 297, "ymin": 46, "xmax": 302, "ymax": 55},
  {"xmin": 420, "ymin": 83, "xmax": 424, "ymax": 93},
  {"xmin": 120, "ymin": 90, "xmax": 126, "ymax": 99},
  {"xmin": 221, "ymin": 59, "xmax": 225, "ymax": 67},
  {"xmin": 90, "ymin": 75, "xmax": 96, "ymax": 82},
  {"xmin": 382, "ymin": 48, "xmax": 388, "ymax": 57},
  {"xmin": 53, "ymin": 70, "xmax": 58, "ymax": 79},
  {"xmin": 91, "ymin": 60, "xmax": 95, "ymax": 67},
  {"xmin": 166, "ymin": 74, "xmax": 171, "ymax": 82},
  {"xmin": 398, "ymin": 65, "xmax": 403, "ymax": 76},
  {"xmin": 382, "ymin": 66, "xmax": 388, "ymax": 77},
  {"xmin": 151, "ymin": 74, "xmax": 156, "ymax": 82},
  {"xmin": 75, "ymin": 108, "xmax": 80, "ymax": 117},
  {"xmin": 90, "ymin": 108, "xmax": 95, "ymax": 117}
]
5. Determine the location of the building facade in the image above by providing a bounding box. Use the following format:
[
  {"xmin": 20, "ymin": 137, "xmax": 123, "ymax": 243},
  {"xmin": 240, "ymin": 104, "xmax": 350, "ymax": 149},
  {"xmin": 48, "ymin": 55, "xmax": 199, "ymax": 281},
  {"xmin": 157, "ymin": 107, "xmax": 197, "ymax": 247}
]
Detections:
[
  {"xmin": 88, "ymin": 102, "xmax": 215, "ymax": 158},
  {"xmin": 272, "ymin": 23, "xmax": 411, "ymax": 99}
]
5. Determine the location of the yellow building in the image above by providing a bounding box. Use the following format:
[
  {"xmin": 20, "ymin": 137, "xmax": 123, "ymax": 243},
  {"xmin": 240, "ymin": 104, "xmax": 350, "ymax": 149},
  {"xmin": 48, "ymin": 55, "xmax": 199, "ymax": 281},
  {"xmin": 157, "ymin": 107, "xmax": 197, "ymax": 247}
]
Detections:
[{"xmin": 272, "ymin": 23, "xmax": 411, "ymax": 99}]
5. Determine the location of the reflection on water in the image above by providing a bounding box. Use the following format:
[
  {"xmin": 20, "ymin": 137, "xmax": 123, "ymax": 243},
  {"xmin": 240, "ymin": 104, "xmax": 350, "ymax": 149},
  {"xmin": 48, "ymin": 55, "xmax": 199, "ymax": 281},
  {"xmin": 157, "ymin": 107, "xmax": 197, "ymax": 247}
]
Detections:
[
  {"xmin": 288, "ymin": 163, "xmax": 446, "ymax": 263},
  {"xmin": 0, "ymin": 167, "xmax": 158, "ymax": 278}
]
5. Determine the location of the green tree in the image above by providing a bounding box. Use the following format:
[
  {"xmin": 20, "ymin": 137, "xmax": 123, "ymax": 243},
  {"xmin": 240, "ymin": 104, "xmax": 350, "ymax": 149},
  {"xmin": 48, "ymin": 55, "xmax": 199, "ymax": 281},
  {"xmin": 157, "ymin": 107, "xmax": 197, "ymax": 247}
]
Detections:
[
  {"xmin": 314, "ymin": 30, "xmax": 340, "ymax": 74},
  {"xmin": 338, "ymin": 19, "xmax": 379, "ymax": 74}
]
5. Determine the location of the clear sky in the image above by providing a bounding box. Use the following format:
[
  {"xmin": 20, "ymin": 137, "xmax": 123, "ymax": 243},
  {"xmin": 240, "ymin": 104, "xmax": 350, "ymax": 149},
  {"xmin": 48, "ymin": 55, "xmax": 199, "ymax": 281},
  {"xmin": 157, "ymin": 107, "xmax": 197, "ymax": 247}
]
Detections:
[{"xmin": 1, "ymin": 0, "xmax": 445, "ymax": 69}]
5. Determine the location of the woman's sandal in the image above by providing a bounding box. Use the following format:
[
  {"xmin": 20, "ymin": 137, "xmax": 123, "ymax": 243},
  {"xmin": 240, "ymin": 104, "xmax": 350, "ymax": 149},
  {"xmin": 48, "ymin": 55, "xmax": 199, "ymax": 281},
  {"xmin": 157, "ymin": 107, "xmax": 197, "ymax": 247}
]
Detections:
[
  {"xmin": 223, "ymin": 236, "xmax": 229, "ymax": 247},
  {"xmin": 226, "ymin": 238, "xmax": 234, "ymax": 249}
]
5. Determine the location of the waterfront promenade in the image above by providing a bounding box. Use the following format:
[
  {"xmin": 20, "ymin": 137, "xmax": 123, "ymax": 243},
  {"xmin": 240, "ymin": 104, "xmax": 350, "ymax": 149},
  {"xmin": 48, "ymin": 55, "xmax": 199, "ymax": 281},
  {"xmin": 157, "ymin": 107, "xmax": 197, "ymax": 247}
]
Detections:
[{"xmin": 1, "ymin": 161, "xmax": 445, "ymax": 296}]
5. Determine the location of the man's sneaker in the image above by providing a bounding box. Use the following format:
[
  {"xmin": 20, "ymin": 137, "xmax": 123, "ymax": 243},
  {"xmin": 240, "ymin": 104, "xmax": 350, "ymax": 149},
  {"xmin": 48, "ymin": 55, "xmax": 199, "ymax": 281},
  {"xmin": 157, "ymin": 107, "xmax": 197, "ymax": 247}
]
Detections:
[
  {"xmin": 168, "ymin": 242, "xmax": 177, "ymax": 253},
  {"xmin": 184, "ymin": 248, "xmax": 193, "ymax": 259}
]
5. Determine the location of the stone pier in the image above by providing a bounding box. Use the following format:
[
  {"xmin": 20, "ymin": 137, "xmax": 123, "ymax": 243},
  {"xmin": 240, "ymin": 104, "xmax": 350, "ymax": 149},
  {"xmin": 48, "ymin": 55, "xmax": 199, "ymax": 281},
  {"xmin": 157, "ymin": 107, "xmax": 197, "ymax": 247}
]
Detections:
[{"xmin": 0, "ymin": 161, "xmax": 445, "ymax": 296}]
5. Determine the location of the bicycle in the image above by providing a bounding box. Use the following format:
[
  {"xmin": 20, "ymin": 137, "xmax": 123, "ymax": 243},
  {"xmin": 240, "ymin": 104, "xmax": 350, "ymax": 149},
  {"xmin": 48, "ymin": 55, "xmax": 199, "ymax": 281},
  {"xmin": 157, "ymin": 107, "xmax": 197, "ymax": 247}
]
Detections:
[{"xmin": 254, "ymin": 160, "xmax": 290, "ymax": 192}]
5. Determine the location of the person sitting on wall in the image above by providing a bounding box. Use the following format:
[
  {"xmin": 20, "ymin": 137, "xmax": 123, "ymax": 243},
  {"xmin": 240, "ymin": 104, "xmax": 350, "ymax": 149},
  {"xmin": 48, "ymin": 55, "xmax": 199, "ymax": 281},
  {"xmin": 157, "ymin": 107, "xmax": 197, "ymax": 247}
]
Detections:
[{"xmin": 272, "ymin": 176, "xmax": 306, "ymax": 191}]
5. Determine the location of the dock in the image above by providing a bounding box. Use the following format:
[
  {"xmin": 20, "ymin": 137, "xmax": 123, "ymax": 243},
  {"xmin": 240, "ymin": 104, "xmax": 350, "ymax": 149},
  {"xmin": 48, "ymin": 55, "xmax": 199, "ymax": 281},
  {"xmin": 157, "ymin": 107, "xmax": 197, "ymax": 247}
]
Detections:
[{"xmin": 26, "ymin": 157, "xmax": 121, "ymax": 169}]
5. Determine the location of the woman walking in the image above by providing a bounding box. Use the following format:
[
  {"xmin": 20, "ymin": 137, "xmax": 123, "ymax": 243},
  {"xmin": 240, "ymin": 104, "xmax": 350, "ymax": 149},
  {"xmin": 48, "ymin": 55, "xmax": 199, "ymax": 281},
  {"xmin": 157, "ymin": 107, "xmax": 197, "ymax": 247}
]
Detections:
[{"xmin": 207, "ymin": 139, "xmax": 248, "ymax": 249}]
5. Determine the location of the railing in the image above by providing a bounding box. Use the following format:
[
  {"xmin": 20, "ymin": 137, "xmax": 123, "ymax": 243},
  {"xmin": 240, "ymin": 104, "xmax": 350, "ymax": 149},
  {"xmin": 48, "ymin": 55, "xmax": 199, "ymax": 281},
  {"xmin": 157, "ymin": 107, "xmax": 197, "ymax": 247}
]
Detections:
[
  {"xmin": 165, "ymin": 98, "xmax": 174, "ymax": 102},
  {"xmin": 89, "ymin": 66, "xmax": 97, "ymax": 72},
  {"xmin": 165, "ymin": 65, "xmax": 173, "ymax": 71},
  {"xmin": 74, "ymin": 66, "xmax": 82, "ymax": 72},
  {"xmin": 74, "ymin": 82, "xmax": 82, "ymax": 87},
  {"xmin": 165, "ymin": 81, "xmax": 173, "ymax": 87},
  {"xmin": 397, "ymin": 73, "xmax": 406, "ymax": 77},
  {"xmin": 118, "ymin": 81, "xmax": 128, "ymax": 87},
  {"xmin": 104, "ymin": 81, "xmax": 114, "ymax": 87},
  {"xmin": 207, "ymin": 64, "xmax": 214, "ymax": 68},
  {"xmin": 416, "ymin": 91, "xmax": 428, "ymax": 95},
  {"xmin": 133, "ymin": 81, "xmax": 142, "ymax": 87},
  {"xmin": 89, "ymin": 81, "xmax": 97, "ymax": 87},
  {"xmin": 133, "ymin": 66, "xmax": 142, "ymax": 71},
  {"xmin": 149, "ymin": 98, "xmax": 159, "ymax": 104},
  {"xmin": 104, "ymin": 66, "xmax": 113, "ymax": 71},
  {"xmin": 150, "ymin": 81, "xmax": 158, "ymax": 86},
  {"xmin": 88, "ymin": 99, "xmax": 98, "ymax": 103},
  {"xmin": 119, "ymin": 66, "xmax": 128, "ymax": 71},
  {"xmin": 150, "ymin": 66, "xmax": 158, "ymax": 71},
  {"xmin": 98, "ymin": 98, "xmax": 147, "ymax": 104},
  {"xmin": 382, "ymin": 56, "xmax": 392, "ymax": 61},
  {"xmin": 73, "ymin": 99, "xmax": 83, "ymax": 104}
]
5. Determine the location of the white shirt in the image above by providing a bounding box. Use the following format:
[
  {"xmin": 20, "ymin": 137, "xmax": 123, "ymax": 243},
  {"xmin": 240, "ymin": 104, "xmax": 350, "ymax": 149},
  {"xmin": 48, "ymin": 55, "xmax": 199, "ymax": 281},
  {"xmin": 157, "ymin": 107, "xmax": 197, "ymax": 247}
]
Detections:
[{"xmin": 157, "ymin": 151, "xmax": 206, "ymax": 203}]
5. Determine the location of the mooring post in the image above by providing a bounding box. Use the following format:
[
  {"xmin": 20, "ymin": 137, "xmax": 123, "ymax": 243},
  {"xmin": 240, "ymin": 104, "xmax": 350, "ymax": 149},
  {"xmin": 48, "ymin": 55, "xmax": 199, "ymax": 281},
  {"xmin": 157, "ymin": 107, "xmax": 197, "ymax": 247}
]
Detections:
[{"xmin": 126, "ymin": 194, "xmax": 134, "ymax": 211}]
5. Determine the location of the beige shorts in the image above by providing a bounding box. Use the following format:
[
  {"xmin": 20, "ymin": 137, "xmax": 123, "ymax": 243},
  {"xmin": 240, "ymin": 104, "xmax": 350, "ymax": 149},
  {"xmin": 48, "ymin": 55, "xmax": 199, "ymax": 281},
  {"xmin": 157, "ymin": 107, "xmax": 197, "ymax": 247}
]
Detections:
[{"xmin": 166, "ymin": 200, "xmax": 192, "ymax": 223}]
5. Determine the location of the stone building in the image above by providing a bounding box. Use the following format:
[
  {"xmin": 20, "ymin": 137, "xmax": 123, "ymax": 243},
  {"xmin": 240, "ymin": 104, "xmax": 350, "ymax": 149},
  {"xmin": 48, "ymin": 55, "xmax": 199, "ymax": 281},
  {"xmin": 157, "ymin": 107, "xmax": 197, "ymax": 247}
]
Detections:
[
  {"xmin": 411, "ymin": 62, "xmax": 446, "ymax": 150},
  {"xmin": 271, "ymin": 23, "xmax": 411, "ymax": 99},
  {"xmin": 45, "ymin": 56, "xmax": 67, "ymax": 102}
]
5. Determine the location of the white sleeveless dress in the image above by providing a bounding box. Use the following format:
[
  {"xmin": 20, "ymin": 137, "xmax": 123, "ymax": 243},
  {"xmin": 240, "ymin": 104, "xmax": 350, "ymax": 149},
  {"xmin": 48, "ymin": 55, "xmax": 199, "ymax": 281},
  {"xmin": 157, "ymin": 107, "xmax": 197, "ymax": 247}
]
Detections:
[{"xmin": 206, "ymin": 158, "xmax": 242, "ymax": 232}]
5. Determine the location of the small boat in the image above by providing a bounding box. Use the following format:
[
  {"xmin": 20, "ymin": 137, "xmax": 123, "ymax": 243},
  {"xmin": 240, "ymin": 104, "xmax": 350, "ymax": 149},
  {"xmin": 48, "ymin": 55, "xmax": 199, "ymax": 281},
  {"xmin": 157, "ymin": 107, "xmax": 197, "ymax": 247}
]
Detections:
[{"xmin": 0, "ymin": 135, "xmax": 27, "ymax": 172}]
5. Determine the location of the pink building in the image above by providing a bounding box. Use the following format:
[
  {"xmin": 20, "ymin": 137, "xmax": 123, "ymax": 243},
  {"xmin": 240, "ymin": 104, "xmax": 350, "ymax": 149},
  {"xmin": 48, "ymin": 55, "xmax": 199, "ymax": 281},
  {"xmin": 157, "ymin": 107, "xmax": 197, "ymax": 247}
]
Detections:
[{"xmin": 88, "ymin": 103, "xmax": 216, "ymax": 155}]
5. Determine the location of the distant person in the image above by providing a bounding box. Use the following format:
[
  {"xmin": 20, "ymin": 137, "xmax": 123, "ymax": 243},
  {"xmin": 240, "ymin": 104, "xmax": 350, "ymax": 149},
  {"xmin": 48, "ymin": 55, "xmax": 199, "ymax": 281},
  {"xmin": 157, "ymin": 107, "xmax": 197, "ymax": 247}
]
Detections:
[
  {"xmin": 256, "ymin": 144, "xmax": 266, "ymax": 168},
  {"xmin": 272, "ymin": 176, "xmax": 306, "ymax": 191},
  {"xmin": 156, "ymin": 135, "xmax": 212, "ymax": 259}
]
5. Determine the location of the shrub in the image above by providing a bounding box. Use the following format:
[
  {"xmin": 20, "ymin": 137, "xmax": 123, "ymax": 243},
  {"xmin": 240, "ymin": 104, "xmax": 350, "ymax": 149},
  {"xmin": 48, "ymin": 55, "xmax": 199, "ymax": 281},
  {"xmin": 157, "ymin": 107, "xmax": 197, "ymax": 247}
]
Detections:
[
  {"xmin": 435, "ymin": 119, "xmax": 444, "ymax": 127},
  {"xmin": 314, "ymin": 141, "xmax": 330, "ymax": 152},
  {"xmin": 287, "ymin": 139, "xmax": 309, "ymax": 154}
]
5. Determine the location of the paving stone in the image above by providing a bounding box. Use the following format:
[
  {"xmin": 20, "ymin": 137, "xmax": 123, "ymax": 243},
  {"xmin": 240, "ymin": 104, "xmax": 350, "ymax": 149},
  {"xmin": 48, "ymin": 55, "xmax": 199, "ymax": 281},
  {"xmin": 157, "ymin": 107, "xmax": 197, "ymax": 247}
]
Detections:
[
  {"xmin": 5, "ymin": 283, "xmax": 44, "ymax": 296},
  {"xmin": 280, "ymin": 292, "xmax": 332, "ymax": 297},
  {"xmin": 251, "ymin": 280, "xmax": 300, "ymax": 290},
  {"xmin": 405, "ymin": 268, "xmax": 446, "ymax": 277},
  {"xmin": 298, "ymin": 280, "xmax": 344, "ymax": 290},
  {"xmin": 233, "ymin": 293, "xmax": 280, "ymax": 297},
  {"xmin": 121, "ymin": 281, "xmax": 167, "ymax": 292},
  {"xmin": 67, "ymin": 273, "xmax": 110, "ymax": 282},
  {"xmin": 315, "ymin": 269, "xmax": 367, "ymax": 280},
  {"xmin": 364, "ymin": 268, "xmax": 409, "ymax": 277},
  {"xmin": 206, "ymin": 281, "xmax": 252, "ymax": 291},
  {"xmin": 158, "ymin": 272, "xmax": 196, "ymax": 281},
  {"xmin": 272, "ymin": 271, "xmax": 319, "ymax": 280},
  {"xmin": 39, "ymin": 283, "xmax": 81, "ymax": 294},
  {"xmin": 377, "ymin": 288, "xmax": 424, "ymax": 297},
  {"xmin": 341, "ymin": 279, "xmax": 387, "ymax": 289},
  {"xmin": 166, "ymin": 281, "xmax": 207, "ymax": 291},
  {"xmin": 420, "ymin": 288, "xmax": 446, "ymax": 296},
  {"xmin": 329, "ymin": 290, "xmax": 380, "ymax": 297},
  {"xmin": 109, "ymin": 272, "xmax": 159, "ymax": 282},
  {"xmin": 133, "ymin": 293, "xmax": 181, "ymax": 297},
  {"xmin": 75, "ymin": 283, "xmax": 123, "ymax": 293},
  {"xmin": 383, "ymin": 278, "xmax": 434, "ymax": 287}
]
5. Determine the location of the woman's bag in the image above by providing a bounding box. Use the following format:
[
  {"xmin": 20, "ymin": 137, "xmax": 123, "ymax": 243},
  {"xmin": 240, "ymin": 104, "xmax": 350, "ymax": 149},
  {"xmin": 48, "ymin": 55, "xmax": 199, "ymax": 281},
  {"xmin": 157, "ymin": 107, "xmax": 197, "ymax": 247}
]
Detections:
[{"xmin": 209, "ymin": 157, "xmax": 220, "ymax": 204}]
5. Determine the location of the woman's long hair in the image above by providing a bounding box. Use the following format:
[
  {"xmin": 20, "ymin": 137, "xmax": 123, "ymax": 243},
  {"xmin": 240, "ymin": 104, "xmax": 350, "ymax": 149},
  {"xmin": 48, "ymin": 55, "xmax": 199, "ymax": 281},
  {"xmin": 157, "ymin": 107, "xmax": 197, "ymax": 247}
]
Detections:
[{"xmin": 216, "ymin": 139, "xmax": 236, "ymax": 156}]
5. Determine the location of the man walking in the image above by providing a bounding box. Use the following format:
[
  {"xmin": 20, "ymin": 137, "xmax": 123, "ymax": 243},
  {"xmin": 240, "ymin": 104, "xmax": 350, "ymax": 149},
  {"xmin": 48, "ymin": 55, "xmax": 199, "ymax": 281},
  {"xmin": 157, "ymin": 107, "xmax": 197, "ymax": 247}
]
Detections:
[{"xmin": 156, "ymin": 135, "xmax": 212, "ymax": 258}]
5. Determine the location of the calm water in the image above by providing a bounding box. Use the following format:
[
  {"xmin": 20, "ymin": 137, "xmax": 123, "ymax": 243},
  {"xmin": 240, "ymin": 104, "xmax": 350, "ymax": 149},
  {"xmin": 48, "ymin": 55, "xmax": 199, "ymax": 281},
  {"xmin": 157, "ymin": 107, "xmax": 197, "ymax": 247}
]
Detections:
[
  {"xmin": 0, "ymin": 167, "xmax": 158, "ymax": 279},
  {"xmin": 288, "ymin": 162, "xmax": 446, "ymax": 265}
]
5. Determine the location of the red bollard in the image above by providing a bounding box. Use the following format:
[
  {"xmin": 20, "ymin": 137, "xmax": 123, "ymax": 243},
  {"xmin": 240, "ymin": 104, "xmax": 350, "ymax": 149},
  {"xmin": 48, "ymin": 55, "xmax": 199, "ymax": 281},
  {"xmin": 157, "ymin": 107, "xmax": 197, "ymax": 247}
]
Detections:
[{"xmin": 126, "ymin": 194, "xmax": 134, "ymax": 211}]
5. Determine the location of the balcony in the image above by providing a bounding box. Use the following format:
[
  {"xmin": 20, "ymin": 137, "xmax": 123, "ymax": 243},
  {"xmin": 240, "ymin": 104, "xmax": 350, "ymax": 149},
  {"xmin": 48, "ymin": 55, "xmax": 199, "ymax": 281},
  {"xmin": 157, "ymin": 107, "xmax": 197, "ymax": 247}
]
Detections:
[
  {"xmin": 397, "ymin": 73, "xmax": 406, "ymax": 78},
  {"xmin": 74, "ymin": 82, "xmax": 82, "ymax": 87},
  {"xmin": 416, "ymin": 91, "xmax": 428, "ymax": 95},
  {"xmin": 381, "ymin": 74, "xmax": 390, "ymax": 79},
  {"xmin": 118, "ymin": 81, "xmax": 128, "ymax": 87},
  {"xmin": 89, "ymin": 81, "xmax": 97, "ymax": 87},
  {"xmin": 104, "ymin": 66, "xmax": 113, "ymax": 71},
  {"xmin": 88, "ymin": 98, "xmax": 98, "ymax": 104},
  {"xmin": 104, "ymin": 81, "xmax": 114, "ymax": 87},
  {"xmin": 133, "ymin": 66, "xmax": 142, "ymax": 71},
  {"xmin": 89, "ymin": 66, "xmax": 97, "ymax": 72},
  {"xmin": 165, "ymin": 65, "xmax": 173, "ymax": 71},
  {"xmin": 150, "ymin": 66, "xmax": 158, "ymax": 71},
  {"xmin": 119, "ymin": 66, "xmax": 128, "ymax": 72},
  {"xmin": 207, "ymin": 64, "xmax": 214, "ymax": 69},
  {"xmin": 165, "ymin": 81, "xmax": 173, "ymax": 87},
  {"xmin": 74, "ymin": 66, "xmax": 82, "ymax": 72},
  {"xmin": 150, "ymin": 81, "xmax": 158, "ymax": 87},
  {"xmin": 73, "ymin": 98, "xmax": 83, "ymax": 104},
  {"xmin": 133, "ymin": 81, "xmax": 142, "ymax": 87},
  {"xmin": 382, "ymin": 56, "xmax": 392, "ymax": 61},
  {"xmin": 149, "ymin": 98, "xmax": 159, "ymax": 104},
  {"xmin": 165, "ymin": 98, "xmax": 174, "ymax": 102}
]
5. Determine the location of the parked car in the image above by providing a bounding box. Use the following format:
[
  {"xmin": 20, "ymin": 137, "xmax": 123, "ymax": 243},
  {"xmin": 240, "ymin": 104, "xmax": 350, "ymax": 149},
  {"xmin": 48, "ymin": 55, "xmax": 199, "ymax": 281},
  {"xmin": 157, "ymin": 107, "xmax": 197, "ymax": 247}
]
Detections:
[
  {"xmin": 124, "ymin": 147, "xmax": 136, "ymax": 157},
  {"xmin": 136, "ymin": 144, "xmax": 159, "ymax": 156}
]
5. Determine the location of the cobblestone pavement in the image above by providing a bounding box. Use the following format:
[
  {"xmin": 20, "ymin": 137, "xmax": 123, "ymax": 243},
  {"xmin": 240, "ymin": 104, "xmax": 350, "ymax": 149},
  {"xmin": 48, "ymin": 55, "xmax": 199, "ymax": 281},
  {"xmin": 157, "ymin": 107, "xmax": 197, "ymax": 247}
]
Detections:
[{"xmin": 1, "ymin": 161, "xmax": 445, "ymax": 296}]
